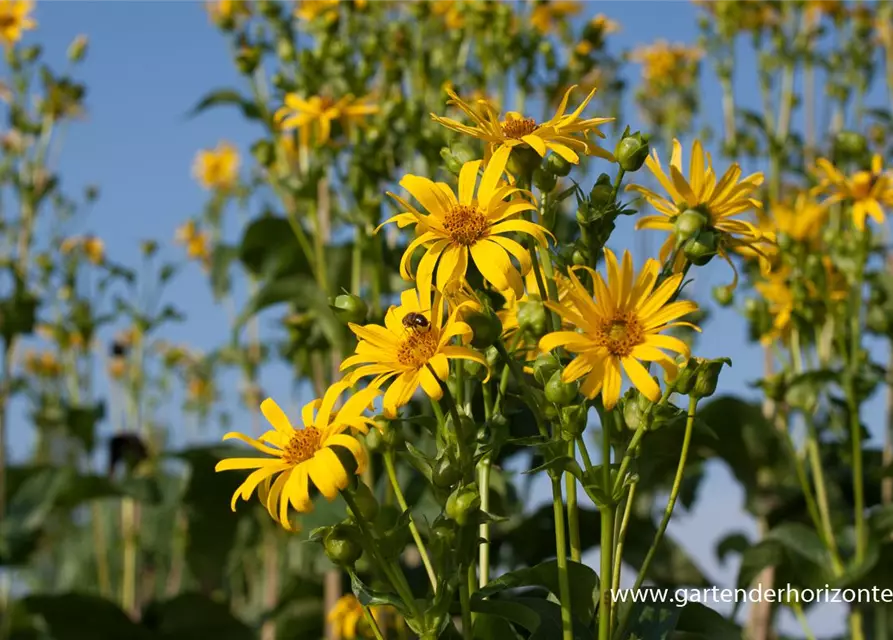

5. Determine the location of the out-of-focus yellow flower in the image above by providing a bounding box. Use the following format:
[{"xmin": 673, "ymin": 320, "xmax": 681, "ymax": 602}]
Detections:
[
  {"xmin": 205, "ymin": 0, "xmax": 250, "ymax": 26},
  {"xmin": 432, "ymin": 85, "xmax": 613, "ymax": 164},
  {"xmin": 327, "ymin": 595, "xmax": 399, "ymax": 640},
  {"xmin": 627, "ymin": 138, "xmax": 770, "ymax": 280},
  {"xmin": 530, "ymin": 1, "xmax": 580, "ymax": 34},
  {"xmin": 431, "ymin": 1, "xmax": 465, "ymax": 29},
  {"xmin": 539, "ymin": 249, "xmax": 698, "ymax": 410},
  {"xmin": 770, "ymin": 193, "xmax": 827, "ymax": 244},
  {"xmin": 187, "ymin": 376, "xmax": 214, "ymax": 404},
  {"xmin": 275, "ymin": 94, "xmax": 378, "ymax": 149},
  {"xmin": 0, "ymin": 0, "xmax": 35, "ymax": 48},
  {"xmin": 23, "ymin": 350, "xmax": 62, "ymax": 378},
  {"xmin": 215, "ymin": 382, "xmax": 378, "ymax": 531},
  {"xmin": 60, "ymin": 235, "xmax": 106, "ymax": 265},
  {"xmin": 342, "ymin": 288, "xmax": 487, "ymax": 418},
  {"xmin": 814, "ymin": 154, "xmax": 893, "ymax": 231},
  {"xmin": 381, "ymin": 147, "xmax": 549, "ymax": 306},
  {"xmin": 630, "ymin": 40, "xmax": 702, "ymax": 88},
  {"xmin": 175, "ymin": 220, "xmax": 211, "ymax": 264},
  {"xmin": 193, "ymin": 142, "xmax": 239, "ymax": 191}
]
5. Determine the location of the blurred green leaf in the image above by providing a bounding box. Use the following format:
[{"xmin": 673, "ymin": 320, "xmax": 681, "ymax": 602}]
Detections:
[
  {"xmin": 141, "ymin": 593, "xmax": 253, "ymax": 640},
  {"xmin": 21, "ymin": 593, "xmax": 152, "ymax": 640},
  {"xmin": 187, "ymin": 88, "xmax": 261, "ymax": 121}
]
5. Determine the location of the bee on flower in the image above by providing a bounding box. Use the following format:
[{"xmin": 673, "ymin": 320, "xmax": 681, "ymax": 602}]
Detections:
[
  {"xmin": 0, "ymin": 0, "xmax": 35, "ymax": 48},
  {"xmin": 342, "ymin": 288, "xmax": 487, "ymax": 418},
  {"xmin": 192, "ymin": 142, "xmax": 240, "ymax": 191},
  {"xmin": 275, "ymin": 93, "xmax": 378, "ymax": 150},
  {"xmin": 813, "ymin": 154, "xmax": 893, "ymax": 231},
  {"xmin": 539, "ymin": 249, "xmax": 699, "ymax": 410},
  {"xmin": 215, "ymin": 382, "xmax": 379, "ymax": 531}
]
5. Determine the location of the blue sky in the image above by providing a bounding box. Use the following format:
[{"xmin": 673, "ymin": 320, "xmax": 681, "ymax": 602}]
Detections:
[{"xmin": 10, "ymin": 1, "xmax": 893, "ymax": 636}]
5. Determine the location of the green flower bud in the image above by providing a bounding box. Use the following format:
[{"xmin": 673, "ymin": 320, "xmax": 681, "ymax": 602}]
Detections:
[
  {"xmin": 323, "ymin": 524, "xmax": 363, "ymax": 566},
  {"xmin": 21, "ymin": 45, "xmax": 41, "ymax": 63},
  {"xmin": 507, "ymin": 146, "xmax": 543, "ymax": 181},
  {"xmin": 833, "ymin": 130, "xmax": 867, "ymax": 160},
  {"xmin": 691, "ymin": 358, "xmax": 730, "ymax": 399},
  {"xmin": 673, "ymin": 357, "xmax": 697, "ymax": 395},
  {"xmin": 67, "ymin": 35, "xmax": 89, "ymax": 63},
  {"xmin": 785, "ymin": 379, "xmax": 818, "ymax": 414},
  {"xmin": 589, "ymin": 183, "xmax": 614, "ymax": 208},
  {"xmin": 532, "ymin": 352, "xmax": 561, "ymax": 385},
  {"xmin": 614, "ymin": 128, "xmax": 650, "ymax": 172},
  {"xmin": 432, "ymin": 456, "xmax": 462, "ymax": 489},
  {"xmin": 547, "ymin": 153, "xmax": 572, "ymax": 177},
  {"xmin": 576, "ymin": 203, "xmax": 593, "ymax": 225},
  {"xmin": 560, "ymin": 404, "xmax": 587, "ymax": 439},
  {"xmin": 431, "ymin": 519, "xmax": 456, "ymax": 546},
  {"xmin": 761, "ymin": 373, "xmax": 786, "ymax": 403},
  {"xmin": 545, "ymin": 370, "xmax": 578, "ymax": 406},
  {"xmin": 347, "ymin": 482, "xmax": 379, "ymax": 522},
  {"xmin": 485, "ymin": 345, "xmax": 500, "ymax": 370},
  {"xmin": 330, "ymin": 294, "xmax": 368, "ymax": 325},
  {"xmin": 465, "ymin": 308, "xmax": 502, "ymax": 349},
  {"xmin": 674, "ymin": 209, "xmax": 709, "ymax": 243},
  {"xmin": 533, "ymin": 166, "xmax": 557, "ymax": 192},
  {"xmin": 364, "ymin": 427, "xmax": 383, "ymax": 452},
  {"xmin": 712, "ymin": 285, "xmax": 734, "ymax": 307},
  {"xmin": 463, "ymin": 358, "xmax": 484, "ymax": 378},
  {"xmin": 251, "ymin": 139, "xmax": 275, "ymax": 168},
  {"xmin": 446, "ymin": 484, "xmax": 480, "ymax": 526},
  {"xmin": 517, "ymin": 298, "xmax": 547, "ymax": 338},
  {"xmin": 440, "ymin": 147, "xmax": 464, "ymax": 175},
  {"xmin": 235, "ymin": 45, "xmax": 262, "ymax": 76},
  {"xmin": 683, "ymin": 230, "xmax": 718, "ymax": 266},
  {"xmin": 572, "ymin": 249, "xmax": 588, "ymax": 265}
]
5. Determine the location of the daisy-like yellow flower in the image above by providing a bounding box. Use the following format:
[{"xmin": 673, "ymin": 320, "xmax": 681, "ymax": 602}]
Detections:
[
  {"xmin": 174, "ymin": 220, "xmax": 211, "ymax": 264},
  {"xmin": 275, "ymin": 94, "xmax": 378, "ymax": 149},
  {"xmin": 539, "ymin": 249, "xmax": 698, "ymax": 410},
  {"xmin": 342, "ymin": 288, "xmax": 487, "ymax": 418},
  {"xmin": 328, "ymin": 595, "xmax": 399, "ymax": 640},
  {"xmin": 381, "ymin": 147, "xmax": 549, "ymax": 308},
  {"xmin": 754, "ymin": 271, "xmax": 795, "ymax": 345},
  {"xmin": 740, "ymin": 193, "xmax": 826, "ymax": 264},
  {"xmin": 813, "ymin": 154, "xmax": 893, "ymax": 231},
  {"xmin": 215, "ymin": 382, "xmax": 378, "ymax": 531},
  {"xmin": 431, "ymin": 1, "xmax": 465, "ymax": 29},
  {"xmin": 431, "ymin": 85, "xmax": 613, "ymax": 164},
  {"xmin": 0, "ymin": 0, "xmax": 35, "ymax": 48},
  {"xmin": 627, "ymin": 138, "xmax": 769, "ymax": 277},
  {"xmin": 192, "ymin": 142, "xmax": 239, "ymax": 191},
  {"xmin": 60, "ymin": 235, "xmax": 105, "ymax": 265},
  {"xmin": 630, "ymin": 40, "xmax": 702, "ymax": 87},
  {"xmin": 530, "ymin": 1, "xmax": 580, "ymax": 34}
]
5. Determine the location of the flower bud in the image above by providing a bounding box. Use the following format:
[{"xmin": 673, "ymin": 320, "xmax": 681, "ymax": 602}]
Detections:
[
  {"xmin": 432, "ymin": 456, "xmax": 461, "ymax": 489},
  {"xmin": 560, "ymin": 404, "xmax": 587, "ymax": 439},
  {"xmin": 589, "ymin": 177, "xmax": 614, "ymax": 208},
  {"xmin": 674, "ymin": 209, "xmax": 709, "ymax": 243},
  {"xmin": 614, "ymin": 128, "xmax": 650, "ymax": 172},
  {"xmin": 572, "ymin": 249, "xmax": 587, "ymax": 266},
  {"xmin": 833, "ymin": 130, "xmax": 867, "ymax": 160},
  {"xmin": 533, "ymin": 166, "xmax": 557, "ymax": 192},
  {"xmin": 235, "ymin": 45, "xmax": 262, "ymax": 75},
  {"xmin": 330, "ymin": 294, "xmax": 368, "ymax": 325},
  {"xmin": 545, "ymin": 370, "xmax": 578, "ymax": 406},
  {"xmin": 761, "ymin": 373, "xmax": 786, "ymax": 403},
  {"xmin": 683, "ymin": 230, "xmax": 718, "ymax": 266},
  {"xmin": 446, "ymin": 484, "xmax": 480, "ymax": 526},
  {"xmin": 508, "ymin": 146, "xmax": 543, "ymax": 181},
  {"xmin": 532, "ymin": 352, "xmax": 561, "ymax": 385},
  {"xmin": 251, "ymin": 139, "xmax": 275, "ymax": 168},
  {"xmin": 691, "ymin": 358, "xmax": 730, "ymax": 399},
  {"xmin": 547, "ymin": 153, "xmax": 572, "ymax": 177},
  {"xmin": 465, "ymin": 308, "xmax": 502, "ymax": 349},
  {"xmin": 323, "ymin": 524, "xmax": 363, "ymax": 566},
  {"xmin": 517, "ymin": 298, "xmax": 547, "ymax": 338},
  {"xmin": 347, "ymin": 482, "xmax": 379, "ymax": 522},
  {"xmin": 673, "ymin": 357, "xmax": 697, "ymax": 395},
  {"xmin": 712, "ymin": 285, "xmax": 734, "ymax": 307},
  {"xmin": 67, "ymin": 35, "xmax": 89, "ymax": 63}
]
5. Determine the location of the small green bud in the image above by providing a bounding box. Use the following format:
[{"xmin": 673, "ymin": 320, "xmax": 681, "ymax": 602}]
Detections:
[
  {"xmin": 431, "ymin": 519, "xmax": 456, "ymax": 546},
  {"xmin": 323, "ymin": 524, "xmax": 363, "ymax": 566},
  {"xmin": 545, "ymin": 370, "xmax": 578, "ymax": 406},
  {"xmin": 674, "ymin": 209, "xmax": 709, "ymax": 243},
  {"xmin": 576, "ymin": 203, "xmax": 592, "ymax": 225},
  {"xmin": 251, "ymin": 139, "xmax": 275, "ymax": 168},
  {"xmin": 683, "ymin": 230, "xmax": 718, "ymax": 266},
  {"xmin": 507, "ymin": 146, "xmax": 543, "ymax": 181},
  {"xmin": 785, "ymin": 379, "xmax": 818, "ymax": 414},
  {"xmin": 517, "ymin": 298, "xmax": 547, "ymax": 338},
  {"xmin": 761, "ymin": 373, "xmax": 786, "ymax": 403},
  {"xmin": 533, "ymin": 166, "xmax": 557, "ymax": 192},
  {"xmin": 432, "ymin": 456, "xmax": 462, "ymax": 489},
  {"xmin": 463, "ymin": 358, "xmax": 484, "ymax": 378},
  {"xmin": 67, "ymin": 35, "xmax": 89, "ymax": 63},
  {"xmin": 589, "ymin": 183, "xmax": 614, "ymax": 208},
  {"xmin": 440, "ymin": 147, "xmax": 464, "ymax": 175},
  {"xmin": 330, "ymin": 294, "xmax": 368, "ymax": 325},
  {"xmin": 465, "ymin": 308, "xmax": 502, "ymax": 349},
  {"xmin": 485, "ymin": 345, "xmax": 500, "ymax": 370},
  {"xmin": 673, "ymin": 357, "xmax": 697, "ymax": 395},
  {"xmin": 547, "ymin": 153, "xmax": 572, "ymax": 177},
  {"xmin": 614, "ymin": 129, "xmax": 650, "ymax": 172},
  {"xmin": 712, "ymin": 285, "xmax": 734, "ymax": 307},
  {"xmin": 364, "ymin": 427, "xmax": 383, "ymax": 452},
  {"xmin": 446, "ymin": 484, "xmax": 480, "ymax": 526},
  {"xmin": 691, "ymin": 358, "xmax": 730, "ymax": 399},
  {"xmin": 833, "ymin": 130, "xmax": 867, "ymax": 160},
  {"xmin": 572, "ymin": 249, "xmax": 588, "ymax": 266},
  {"xmin": 347, "ymin": 482, "xmax": 379, "ymax": 522},
  {"xmin": 532, "ymin": 352, "xmax": 561, "ymax": 385},
  {"xmin": 235, "ymin": 45, "xmax": 262, "ymax": 75},
  {"xmin": 20, "ymin": 45, "xmax": 41, "ymax": 63},
  {"xmin": 560, "ymin": 404, "xmax": 587, "ymax": 439}
]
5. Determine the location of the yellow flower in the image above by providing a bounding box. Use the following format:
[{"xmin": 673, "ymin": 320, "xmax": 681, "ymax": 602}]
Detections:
[
  {"xmin": 0, "ymin": 0, "xmax": 35, "ymax": 48},
  {"xmin": 327, "ymin": 595, "xmax": 397, "ymax": 640},
  {"xmin": 215, "ymin": 382, "xmax": 378, "ymax": 531},
  {"xmin": 539, "ymin": 249, "xmax": 698, "ymax": 410},
  {"xmin": 174, "ymin": 220, "xmax": 211, "ymax": 264},
  {"xmin": 431, "ymin": 1, "xmax": 465, "ymax": 29},
  {"xmin": 431, "ymin": 85, "xmax": 613, "ymax": 164},
  {"xmin": 192, "ymin": 142, "xmax": 239, "ymax": 191},
  {"xmin": 740, "ymin": 192, "xmax": 826, "ymax": 264},
  {"xmin": 590, "ymin": 13, "xmax": 620, "ymax": 35},
  {"xmin": 342, "ymin": 288, "xmax": 488, "ymax": 418},
  {"xmin": 23, "ymin": 350, "xmax": 62, "ymax": 378},
  {"xmin": 295, "ymin": 0, "xmax": 367, "ymax": 23},
  {"xmin": 499, "ymin": 267, "xmax": 569, "ymax": 361},
  {"xmin": 381, "ymin": 147, "xmax": 549, "ymax": 307},
  {"xmin": 754, "ymin": 271, "xmax": 794, "ymax": 345},
  {"xmin": 60, "ymin": 235, "xmax": 105, "ymax": 265},
  {"xmin": 814, "ymin": 154, "xmax": 893, "ymax": 230},
  {"xmin": 275, "ymin": 94, "xmax": 378, "ymax": 149},
  {"xmin": 205, "ymin": 0, "xmax": 250, "ymax": 25},
  {"xmin": 627, "ymin": 138, "xmax": 769, "ymax": 277},
  {"xmin": 530, "ymin": 1, "xmax": 581, "ymax": 34},
  {"xmin": 630, "ymin": 40, "xmax": 702, "ymax": 87}
]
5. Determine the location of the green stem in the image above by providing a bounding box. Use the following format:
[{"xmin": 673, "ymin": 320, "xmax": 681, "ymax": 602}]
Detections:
[
  {"xmin": 576, "ymin": 435, "xmax": 593, "ymax": 470},
  {"xmin": 566, "ymin": 440, "xmax": 581, "ymax": 563},
  {"xmin": 791, "ymin": 600, "xmax": 816, "ymax": 640},
  {"xmin": 551, "ymin": 477, "xmax": 574, "ymax": 640},
  {"xmin": 611, "ymin": 481, "xmax": 637, "ymax": 598},
  {"xmin": 362, "ymin": 605, "xmax": 386, "ymax": 640},
  {"xmin": 459, "ymin": 563, "xmax": 474, "ymax": 640},
  {"xmin": 383, "ymin": 451, "xmax": 437, "ymax": 591},
  {"xmin": 848, "ymin": 236, "xmax": 867, "ymax": 566},
  {"xmin": 599, "ymin": 415, "xmax": 615, "ymax": 640},
  {"xmin": 479, "ymin": 454, "xmax": 492, "ymax": 587}
]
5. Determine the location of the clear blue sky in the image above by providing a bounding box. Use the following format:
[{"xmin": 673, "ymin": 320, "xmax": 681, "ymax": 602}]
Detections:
[{"xmin": 11, "ymin": 1, "xmax": 892, "ymax": 636}]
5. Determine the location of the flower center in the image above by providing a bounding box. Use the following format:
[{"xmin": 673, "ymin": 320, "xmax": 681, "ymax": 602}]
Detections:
[
  {"xmin": 442, "ymin": 204, "xmax": 490, "ymax": 246},
  {"xmin": 282, "ymin": 427, "xmax": 321, "ymax": 465},
  {"xmin": 0, "ymin": 15, "xmax": 18, "ymax": 29},
  {"xmin": 595, "ymin": 313, "xmax": 644, "ymax": 358},
  {"xmin": 397, "ymin": 330, "xmax": 440, "ymax": 368},
  {"xmin": 501, "ymin": 117, "xmax": 538, "ymax": 139}
]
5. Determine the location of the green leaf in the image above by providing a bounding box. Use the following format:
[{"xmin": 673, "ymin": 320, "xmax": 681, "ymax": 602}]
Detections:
[
  {"xmin": 673, "ymin": 602, "xmax": 740, "ymax": 639},
  {"xmin": 473, "ymin": 614, "xmax": 523, "ymax": 640},
  {"xmin": 471, "ymin": 596, "xmax": 590, "ymax": 640},
  {"xmin": 615, "ymin": 596, "xmax": 680, "ymax": 640},
  {"xmin": 764, "ymin": 523, "xmax": 829, "ymax": 567},
  {"xmin": 238, "ymin": 216, "xmax": 310, "ymax": 280},
  {"xmin": 188, "ymin": 88, "xmax": 261, "ymax": 121},
  {"xmin": 349, "ymin": 571, "xmax": 411, "ymax": 617},
  {"xmin": 141, "ymin": 593, "xmax": 253, "ymax": 640},
  {"xmin": 715, "ymin": 532, "xmax": 750, "ymax": 564},
  {"xmin": 0, "ymin": 466, "xmax": 68, "ymax": 565},
  {"xmin": 22, "ymin": 593, "xmax": 152, "ymax": 640},
  {"xmin": 475, "ymin": 560, "xmax": 599, "ymax": 624},
  {"xmin": 65, "ymin": 401, "xmax": 105, "ymax": 452},
  {"xmin": 736, "ymin": 540, "xmax": 784, "ymax": 591},
  {"xmin": 209, "ymin": 244, "xmax": 238, "ymax": 301},
  {"xmin": 0, "ymin": 288, "xmax": 39, "ymax": 342}
]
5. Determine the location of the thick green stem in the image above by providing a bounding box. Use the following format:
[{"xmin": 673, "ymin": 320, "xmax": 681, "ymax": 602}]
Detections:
[
  {"xmin": 551, "ymin": 477, "xmax": 574, "ymax": 640},
  {"xmin": 383, "ymin": 451, "xmax": 437, "ymax": 591},
  {"xmin": 459, "ymin": 563, "xmax": 474, "ymax": 640},
  {"xmin": 478, "ymin": 454, "xmax": 492, "ymax": 587},
  {"xmin": 566, "ymin": 440, "xmax": 581, "ymax": 563},
  {"xmin": 362, "ymin": 605, "xmax": 386, "ymax": 640},
  {"xmin": 611, "ymin": 481, "xmax": 637, "ymax": 598},
  {"xmin": 598, "ymin": 418, "xmax": 615, "ymax": 640}
]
